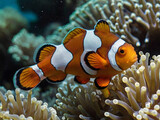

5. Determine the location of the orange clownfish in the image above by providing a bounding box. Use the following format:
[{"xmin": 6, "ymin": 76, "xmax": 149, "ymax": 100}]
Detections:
[{"xmin": 13, "ymin": 20, "xmax": 137, "ymax": 90}]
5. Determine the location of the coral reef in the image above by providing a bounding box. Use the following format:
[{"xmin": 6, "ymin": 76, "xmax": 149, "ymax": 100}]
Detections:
[
  {"xmin": 1, "ymin": 0, "xmax": 160, "ymax": 119},
  {"xmin": 0, "ymin": 88, "xmax": 60, "ymax": 120},
  {"xmin": 8, "ymin": 29, "xmax": 45, "ymax": 65},
  {"xmin": 105, "ymin": 52, "xmax": 160, "ymax": 120},
  {"xmin": 54, "ymin": 76, "xmax": 109, "ymax": 120},
  {"xmin": 46, "ymin": 22, "xmax": 78, "ymax": 45},
  {"xmin": 54, "ymin": 52, "xmax": 160, "ymax": 120},
  {"xmin": 9, "ymin": 0, "xmax": 160, "ymax": 65},
  {"xmin": 49, "ymin": 0, "xmax": 160, "ymax": 55},
  {"xmin": 0, "ymin": 6, "xmax": 27, "ymax": 57},
  {"xmin": 0, "ymin": 7, "xmax": 27, "ymax": 48},
  {"xmin": 0, "ymin": 7, "xmax": 27, "ymax": 88}
]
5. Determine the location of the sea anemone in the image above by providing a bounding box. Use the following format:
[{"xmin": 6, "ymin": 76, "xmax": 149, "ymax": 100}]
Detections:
[
  {"xmin": 0, "ymin": 88, "xmax": 59, "ymax": 120},
  {"xmin": 105, "ymin": 51, "xmax": 160, "ymax": 120}
]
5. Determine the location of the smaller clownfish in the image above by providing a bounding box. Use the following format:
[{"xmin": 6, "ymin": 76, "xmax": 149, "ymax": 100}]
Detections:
[{"xmin": 13, "ymin": 20, "xmax": 137, "ymax": 91}]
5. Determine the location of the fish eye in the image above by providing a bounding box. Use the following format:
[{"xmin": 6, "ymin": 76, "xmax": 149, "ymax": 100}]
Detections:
[
  {"xmin": 120, "ymin": 49, "xmax": 124, "ymax": 53},
  {"xmin": 118, "ymin": 48, "xmax": 126, "ymax": 55}
]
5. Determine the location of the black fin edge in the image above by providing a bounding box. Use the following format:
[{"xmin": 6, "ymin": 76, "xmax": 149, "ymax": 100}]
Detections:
[
  {"xmin": 46, "ymin": 76, "xmax": 66, "ymax": 84},
  {"xmin": 35, "ymin": 44, "xmax": 55, "ymax": 63},
  {"xmin": 94, "ymin": 19, "xmax": 109, "ymax": 33},
  {"xmin": 14, "ymin": 67, "xmax": 33, "ymax": 91},
  {"xmin": 96, "ymin": 19, "xmax": 109, "ymax": 26},
  {"xmin": 84, "ymin": 51, "xmax": 100, "ymax": 71},
  {"xmin": 74, "ymin": 76, "xmax": 82, "ymax": 84}
]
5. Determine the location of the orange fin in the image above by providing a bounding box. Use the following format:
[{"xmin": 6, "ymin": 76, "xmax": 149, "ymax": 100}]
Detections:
[
  {"xmin": 13, "ymin": 67, "xmax": 41, "ymax": 90},
  {"xmin": 34, "ymin": 44, "xmax": 55, "ymax": 63},
  {"xmin": 63, "ymin": 28, "xmax": 86, "ymax": 44},
  {"xmin": 74, "ymin": 76, "xmax": 90, "ymax": 84},
  {"xmin": 94, "ymin": 19, "xmax": 110, "ymax": 34},
  {"xmin": 95, "ymin": 77, "xmax": 111, "ymax": 89},
  {"xmin": 47, "ymin": 72, "xmax": 66, "ymax": 84},
  {"xmin": 85, "ymin": 51, "xmax": 109, "ymax": 69}
]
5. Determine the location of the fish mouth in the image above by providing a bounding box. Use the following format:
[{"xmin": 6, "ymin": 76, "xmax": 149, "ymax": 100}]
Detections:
[{"xmin": 130, "ymin": 55, "xmax": 138, "ymax": 63}]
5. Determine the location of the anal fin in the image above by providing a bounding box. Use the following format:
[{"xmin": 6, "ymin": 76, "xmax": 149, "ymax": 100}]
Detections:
[
  {"xmin": 74, "ymin": 76, "xmax": 90, "ymax": 84},
  {"xmin": 47, "ymin": 72, "xmax": 67, "ymax": 84}
]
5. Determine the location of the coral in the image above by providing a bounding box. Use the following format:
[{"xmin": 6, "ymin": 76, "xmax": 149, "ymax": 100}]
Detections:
[
  {"xmin": 0, "ymin": 7, "xmax": 27, "ymax": 48},
  {"xmin": 46, "ymin": 22, "xmax": 78, "ymax": 45},
  {"xmin": 30, "ymin": 85, "xmax": 58, "ymax": 107},
  {"xmin": 8, "ymin": 29, "xmax": 45, "ymax": 65},
  {"xmin": 0, "ymin": 88, "xmax": 60, "ymax": 120},
  {"xmin": 40, "ymin": 85, "xmax": 58, "ymax": 107},
  {"xmin": 54, "ymin": 76, "xmax": 109, "ymax": 120},
  {"xmin": 0, "ymin": 7, "xmax": 27, "ymax": 88},
  {"xmin": 49, "ymin": 0, "xmax": 160, "ymax": 55},
  {"xmin": 105, "ymin": 52, "xmax": 160, "ymax": 120}
]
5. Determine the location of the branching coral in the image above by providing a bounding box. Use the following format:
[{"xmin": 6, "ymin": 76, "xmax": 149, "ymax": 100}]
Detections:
[
  {"xmin": 105, "ymin": 52, "xmax": 160, "ymax": 120},
  {"xmin": 0, "ymin": 88, "xmax": 60, "ymax": 120},
  {"xmin": 8, "ymin": 29, "xmax": 45, "ymax": 65}
]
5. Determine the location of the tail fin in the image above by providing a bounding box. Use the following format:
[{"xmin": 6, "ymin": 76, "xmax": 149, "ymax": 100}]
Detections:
[{"xmin": 13, "ymin": 66, "xmax": 41, "ymax": 90}]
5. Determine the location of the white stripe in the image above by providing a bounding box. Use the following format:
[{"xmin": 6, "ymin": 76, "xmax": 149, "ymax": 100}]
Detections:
[
  {"xmin": 83, "ymin": 30, "xmax": 102, "ymax": 50},
  {"xmin": 108, "ymin": 39, "xmax": 125, "ymax": 71},
  {"xmin": 31, "ymin": 65, "xmax": 46, "ymax": 80},
  {"xmin": 51, "ymin": 44, "xmax": 73, "ymax": 72},
  {"xmin": 81, "ymin": 30, "xmax": 102, "ymax": 75}
]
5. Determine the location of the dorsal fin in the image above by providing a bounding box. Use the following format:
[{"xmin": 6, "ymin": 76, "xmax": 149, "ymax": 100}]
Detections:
[
  {"xmin": 34, "ymin": 44, "xmax": 55, "ymax": 63},
  {"xmin": 63, "ymin": 28, "xmax": 86, "ymax": 44},
  {"xmin": 94, "ymin": 20, "xmax": 110, "ymax": 34}
]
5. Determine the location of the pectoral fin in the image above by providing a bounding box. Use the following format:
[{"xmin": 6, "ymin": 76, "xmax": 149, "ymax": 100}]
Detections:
[
  {"xmin": 94, "ymin": 77, "xmax": 111, "ymax": 89},
  {"xmin": 85, "ymin": 51, "xmax": 109, "ymax": 69}
]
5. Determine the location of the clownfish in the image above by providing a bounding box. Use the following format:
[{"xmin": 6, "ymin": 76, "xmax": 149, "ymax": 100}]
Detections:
[{"xmin": 13, "ymin": 20, "xmax": 137, "ymax": 90}]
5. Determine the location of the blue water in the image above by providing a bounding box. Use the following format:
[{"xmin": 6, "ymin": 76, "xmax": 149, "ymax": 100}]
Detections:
[
  {"xmin": 0, "ymin": 0, "xmax": 37, "ymax": 22},
  {"xmin": 0, "ymin": 0, "xmax": 18, "ymax": 9}
]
